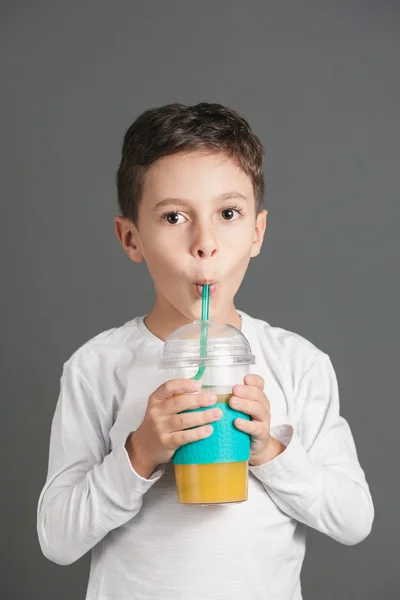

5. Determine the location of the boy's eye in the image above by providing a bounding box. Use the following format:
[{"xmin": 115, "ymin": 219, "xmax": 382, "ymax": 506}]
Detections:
[
  {"xmin": 162, "ymin": 212, "xmax": 186, "ymax": 225},
  {"xmin": 162, "ymin": 207, "xmax": 242, "ymax": 225},
  {"xmin": 221, "ymin": 208, "xmax": 241, "ymax": 221}
]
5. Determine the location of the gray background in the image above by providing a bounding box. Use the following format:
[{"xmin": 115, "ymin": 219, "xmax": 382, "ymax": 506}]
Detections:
[{"xmin": 1, "ymin": 1, "xmax": 399, "ymax": 598}]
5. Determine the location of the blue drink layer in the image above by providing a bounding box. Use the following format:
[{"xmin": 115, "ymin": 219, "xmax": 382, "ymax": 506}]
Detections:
[{"xmin": 172, "ymin": 402, "xmax": 251, "ymax": 465}]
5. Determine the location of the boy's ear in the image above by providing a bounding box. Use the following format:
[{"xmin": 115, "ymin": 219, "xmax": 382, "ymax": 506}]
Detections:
[
  {"xmin": 250, "ymin": 209, "xmax": 268, "ymax": 258},
  {"xmin": 114, "ymin": 216, "xmax": 144, "ymax": 263}
]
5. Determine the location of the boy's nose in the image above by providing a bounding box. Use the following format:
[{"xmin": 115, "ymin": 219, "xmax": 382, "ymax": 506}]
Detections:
[
  {"xmin": 191, "ymin": 227, "xmax": 218, "ymax": 259},
  {"xmin": 196, "ymin": 246, "xmax": 217, "ymax": 258}
]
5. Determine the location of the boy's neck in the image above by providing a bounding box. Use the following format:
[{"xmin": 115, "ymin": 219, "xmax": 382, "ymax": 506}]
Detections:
[{"xmin": 144, "ymin": 298, "xmax": 242, "ymax": 342}]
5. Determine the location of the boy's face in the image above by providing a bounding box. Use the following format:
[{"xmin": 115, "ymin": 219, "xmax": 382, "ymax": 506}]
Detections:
[{"xmin": 115, "ymin": 152, "xmax": 267, "ymax": 325}]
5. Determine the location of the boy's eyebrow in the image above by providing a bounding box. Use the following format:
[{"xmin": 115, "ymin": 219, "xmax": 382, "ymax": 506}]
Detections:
[{"xmin": 153, "ymin": 191, "xmax": 248, "ymax": 211}]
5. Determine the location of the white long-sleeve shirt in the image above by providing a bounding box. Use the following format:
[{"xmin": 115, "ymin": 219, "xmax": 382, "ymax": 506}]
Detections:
[{"xmin": 37, "ymin": 310, "xmax": 374, "ymax": 600}]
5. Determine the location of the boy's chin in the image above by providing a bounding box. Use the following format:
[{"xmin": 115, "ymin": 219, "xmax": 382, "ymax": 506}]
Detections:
[
  {"xmin": 186, "ymin": 304, "xmax": 219, "ymax": 324},
  {"xmin": 176, "ymin": 301, "xmax": 207, "ymax": 324},
  {"xmin": 181, "ymin": 306, "xmax": 203, "ymax": 323}
]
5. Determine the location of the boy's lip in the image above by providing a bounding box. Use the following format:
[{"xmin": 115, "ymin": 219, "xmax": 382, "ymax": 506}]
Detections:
[
  {"xmin": 193, "ymin": 282, "xmax": 217, "ymax": 297},
  {"xmin": 193, "ymin": 279, "xmax": 215, "ymax": 285}
]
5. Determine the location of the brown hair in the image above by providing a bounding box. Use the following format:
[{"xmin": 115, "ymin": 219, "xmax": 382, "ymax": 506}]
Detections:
[{"xmin": 116, "ymin": 102, "xmax": 264, "ymax": 225}]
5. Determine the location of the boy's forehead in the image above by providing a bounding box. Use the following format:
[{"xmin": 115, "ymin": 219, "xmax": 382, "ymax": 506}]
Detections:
[{"xmin": 143, "ymin": 151, "xmax": 254, "ymax": 203}]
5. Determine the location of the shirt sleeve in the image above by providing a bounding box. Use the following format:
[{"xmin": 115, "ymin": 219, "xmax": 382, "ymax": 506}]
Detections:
[
  {"xmin": 249, "ymin": 354, "xmax": 374, "ymax": 545},
  {"xmin": 37, "ymin": 362, "xmax": 164, "ymax": 566}
]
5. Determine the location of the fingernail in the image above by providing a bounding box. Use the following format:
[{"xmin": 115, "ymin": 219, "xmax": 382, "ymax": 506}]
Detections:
[
  {"xmin": 230, "ymin": 397, "xmax": 239, "ymax": 407},
  {"xmin": 212, "ymin": 408, "xmax": 222, "ymax": 418},
  {"xmin": 205, "ymin": 393, "xmax": 217, "ymax": 404}
]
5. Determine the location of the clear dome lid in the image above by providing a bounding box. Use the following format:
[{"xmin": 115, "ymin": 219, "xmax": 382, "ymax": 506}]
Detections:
[{"xmin": 159, "ymin": 320, "xmax": 255, "ymax": 369}]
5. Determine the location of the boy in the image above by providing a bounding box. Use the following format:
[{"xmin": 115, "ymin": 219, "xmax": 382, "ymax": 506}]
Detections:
[{"xmin": 37, "ymin": 103, "xmax": 373, "ymax": 600}]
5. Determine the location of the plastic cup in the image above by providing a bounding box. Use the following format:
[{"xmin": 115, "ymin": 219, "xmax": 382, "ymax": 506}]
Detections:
[{"xmin": 159, "ymin": 320, "xmax": 255, "ymax": 504}]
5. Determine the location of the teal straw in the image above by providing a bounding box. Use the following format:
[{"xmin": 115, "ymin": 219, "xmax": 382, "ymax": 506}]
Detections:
[{"xmin": 191, "ymin": 284, "xmax": 210, "ymax": 381}]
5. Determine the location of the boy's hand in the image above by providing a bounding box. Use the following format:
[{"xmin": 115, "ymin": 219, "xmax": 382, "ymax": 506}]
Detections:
[
  {"xmin": 125, "ymin": 379, "xmax": 222, "ymax": 478},
  {"xmin": 229, "ymin": 374, "xmax": 285, "ymax": 466}
]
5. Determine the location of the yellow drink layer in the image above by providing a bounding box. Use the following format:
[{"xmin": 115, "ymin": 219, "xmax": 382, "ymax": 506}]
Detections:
[
  {"xmin": 174, "ymin": 394, "xmax": 249, "ymax": 504},
  {"xmin": 174, "ymin": 461, "xmax": 248, "ymax": 504}
]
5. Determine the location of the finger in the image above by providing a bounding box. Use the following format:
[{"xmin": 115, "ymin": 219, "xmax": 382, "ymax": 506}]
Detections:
[
  {"xmin": 152, "ymin": 379, "xmax": 202, "ymax": 403},
  {"xmin": 161, "ymin": 391, "xmax": 217, "ymax": 416},
  {"xmin": 234, "ymin": 417, "xmax": 269, "ymax": 440},
  {"xmin": 167, "ymin": 406, "xmax": 223, "ymax": 432},
  {"xmin": 229, "ymin": 397, "xmax": 268, "ymax": 421},
  {"xmin": 232, "ymin": 384, "xmax": 269, "ymax": 406},
  {"xmin": 243, "ymin": 374, "xmax": 264, "ymax": 390},
  {"xmin": 169, "ymin": 424, "xmax": 215, "ymax": 448}
]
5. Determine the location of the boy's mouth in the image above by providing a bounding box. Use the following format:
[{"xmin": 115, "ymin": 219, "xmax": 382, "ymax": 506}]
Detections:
[{"xmin": 193, "ymin": 281, "xmax": 217, "ymax": 297}]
